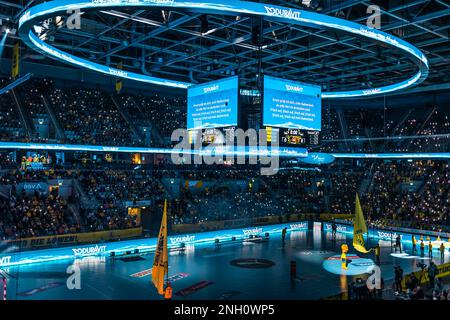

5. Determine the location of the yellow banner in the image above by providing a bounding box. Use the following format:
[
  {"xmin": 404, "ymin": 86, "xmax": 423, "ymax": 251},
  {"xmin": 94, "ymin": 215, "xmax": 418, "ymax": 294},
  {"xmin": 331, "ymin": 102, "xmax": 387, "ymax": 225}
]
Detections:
[
  {"xmin": 11, "ymin": 42, "xmax": 20, "ymax": 78},
  {"xmin": 115, "ymin": 62, "xmax": 123, "ymax": 93},
  {"xmin": 353, "ymin": 193, "xmax": 372, "ymax": 253},
  {"xmin": 152, "ymin": 200, "xmax": 168, "ymax": 295}
]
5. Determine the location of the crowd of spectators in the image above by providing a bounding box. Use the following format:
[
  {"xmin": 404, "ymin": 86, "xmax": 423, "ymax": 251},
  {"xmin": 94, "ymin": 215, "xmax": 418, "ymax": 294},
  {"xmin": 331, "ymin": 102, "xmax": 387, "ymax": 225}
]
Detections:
[
  {"xmin": 317, "ymin": 106, "xmax": 450, "ymax": 153},
  {"xmin": 78, "ymin": 170, "xmax": 172, "ymax": 232},
  {"xmin": 0, "ymin": 189, "xmax": 80, "ymax": 240},
  {"xmin": 169, "ymin": 160, "xmax": 449, "ymax": 231},
  {"xmin": 0, "ymin": 157, "xmax": 449, "ymax": 239},
  {"xmin": 79, "ymin": 170, "xmax": 165, "ymax": 204},
  {"xmin": 0, "ymin": 86, "xmax": 25, "ymax": 142},
  {"xmin": 362, "ymin": 161, "xmax": 450, "ymax": 231},
  {"xmin": 138, "ymin": 94, "xmax": 186, "ymax": 137},
  {"xmin": 51, "ymin": 88, "xmax": 139, "ymax": 146},
  {"xmin": 1, "ymin": 77, "xmax": 449, "ymax": 154},
  {"xmin": 0, "ymin": 77, "xmax": 449, "ymax": 239}
]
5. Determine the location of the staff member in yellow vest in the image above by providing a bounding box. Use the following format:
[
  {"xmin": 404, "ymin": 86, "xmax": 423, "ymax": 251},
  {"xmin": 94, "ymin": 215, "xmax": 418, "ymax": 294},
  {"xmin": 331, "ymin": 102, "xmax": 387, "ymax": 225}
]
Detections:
[
  {"xmin": 420, "ymin": 240, "xmax": 425, "ymax": 257},
  {"xmin": 374, "ymin": 243, "xmax": 381, "ymax": 266},
  {"xmin": 428, "ymin": 241, "xmax": 433, "ymax": 258},
  {"xmin": 440, "ymin": 243, "xmax": 445, "ymax": 262}
]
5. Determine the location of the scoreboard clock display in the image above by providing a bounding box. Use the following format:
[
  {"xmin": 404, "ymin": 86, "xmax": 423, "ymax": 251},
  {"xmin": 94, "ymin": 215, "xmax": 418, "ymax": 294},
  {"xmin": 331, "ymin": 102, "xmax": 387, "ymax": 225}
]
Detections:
[{"xmin": 268, "ymin": 127, "xmax": 320, "ymax": 147}]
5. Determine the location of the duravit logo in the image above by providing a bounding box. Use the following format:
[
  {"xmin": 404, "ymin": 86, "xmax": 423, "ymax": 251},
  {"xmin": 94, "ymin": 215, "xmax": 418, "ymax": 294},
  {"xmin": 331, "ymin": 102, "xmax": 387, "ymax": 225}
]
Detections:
[
  {"xmin": 359, "ymin": 27, "xmax": 399, "ymax": 46},
  {"xmin": 92, "ymin": 0, "xmax": 173, "ymax": 5},
  {"xmin": 92, "ymin": 0, "xmax": 121, "ymax": 4},
  {"xmin": 72, "ymin": 245, "xmax": 106, "ymax": 256},
  {"xmin": 377, "ymin": 231, "xmax": 402, "ymax": 240},
  {"xmin": 285, "ymin": 84, "xmax": 304, "ymax": 93},
  {"xmin": 0, "ymin": 256, "xmax": 11, "ymax": 266},
  {"xmin": 311, "ymin": 154, "xmax": 324, "ymax": 161},
  {"xmin": 336, "ymin": 225, "xmax": 347, "ymax": 232},
  {"xmin": 264, "ymin": 6, "xmax": 302, "ymax": 19},
  {"xmin": 102, "ymin": 146, "xmax": 119, "ymax": 152},
  {"xmin": 142, "ymin": 0, "xmax": 174, "ymax": 4},
  {"xmin": 170, "ymin": 235, "xmax": 195, "ymax": 245},
  {"xmin": 290, "ymin": 222, "xmax": 307, "ymax": 230},
  {"xmin": 109, "ymin": 68, "xmax": 127, "ymax": 77},
  {"xmin": 243, "ymin": 227, "xmax": 263, "ymax": 236},
  {"xmin": 203, "ymin": 85, "xmax": 219, "ymax": 94},
  {"xmin": 363, "ymin": 88, "xmax": 382, "ymax": 95}
]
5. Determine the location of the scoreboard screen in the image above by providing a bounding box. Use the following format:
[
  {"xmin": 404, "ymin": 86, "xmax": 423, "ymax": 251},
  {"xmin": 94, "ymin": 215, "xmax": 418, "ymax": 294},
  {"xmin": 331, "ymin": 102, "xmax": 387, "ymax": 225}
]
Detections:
[
  {"xmin": 189, "ymin": 127, "xmax": 236, "ymax": 146},
  {"xmin": 268, "ymin": 127, "xmax": 320, "ymax": 147},
  {"xmin": 187, "ymin": 76, "xmax": 239, "ymax": 130},
  {"xmin": 263, "ymin": 75, "xmax": 322, "ymax": 131}
]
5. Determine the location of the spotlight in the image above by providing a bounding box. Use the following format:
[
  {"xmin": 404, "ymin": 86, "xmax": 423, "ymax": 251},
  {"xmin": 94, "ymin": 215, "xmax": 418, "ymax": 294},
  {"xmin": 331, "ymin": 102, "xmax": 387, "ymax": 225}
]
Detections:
[
  {"xmin": 303, "ymin": 0, "xmax": 322, "ymax": 11},
  {"xmin": 55, "ymin": 16, "xmax": 64, "ymax": 28},
  {"xmin": 310, "ymin": 0, "xmax": 321, "ymax": 10}
]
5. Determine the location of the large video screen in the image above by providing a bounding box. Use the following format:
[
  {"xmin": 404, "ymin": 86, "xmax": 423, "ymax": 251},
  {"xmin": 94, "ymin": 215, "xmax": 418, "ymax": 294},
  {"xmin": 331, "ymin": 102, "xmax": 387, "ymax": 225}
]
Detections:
[
  {"xmin": 263, "ymin": 75, "xmax": 322, "ymax": 131},
  {"xmin": 187, "ymin": 76, "xmax": 239, "ymax": 130}
]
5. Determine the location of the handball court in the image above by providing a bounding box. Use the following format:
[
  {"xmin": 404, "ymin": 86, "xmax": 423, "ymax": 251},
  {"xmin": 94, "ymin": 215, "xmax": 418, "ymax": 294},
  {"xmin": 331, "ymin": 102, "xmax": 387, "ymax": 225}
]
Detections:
[{"xmin": 3, "ymin": 229, "xmax": 448, "ymax": 300}]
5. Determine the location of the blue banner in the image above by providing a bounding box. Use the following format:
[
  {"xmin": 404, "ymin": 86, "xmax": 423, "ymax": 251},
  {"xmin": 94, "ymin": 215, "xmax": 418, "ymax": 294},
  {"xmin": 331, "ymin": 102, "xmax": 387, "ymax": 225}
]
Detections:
[
  {"xmin": 0, "ymin": 222, "xmax": 308, "ymax": 267},
  {"xmin": 0, "ymin": 141, "xmax": 307, "ymax": 158},
  {"xmin": 298, "ymin": 153, "xmax": 335, "ymax": 165},
  {"xmin": 323, "ymin": 222, "xmax": 450, "ymax": 243},
  {"xmin": 263, "ymin": 76, "xmax": 322, "ymax": 130}
]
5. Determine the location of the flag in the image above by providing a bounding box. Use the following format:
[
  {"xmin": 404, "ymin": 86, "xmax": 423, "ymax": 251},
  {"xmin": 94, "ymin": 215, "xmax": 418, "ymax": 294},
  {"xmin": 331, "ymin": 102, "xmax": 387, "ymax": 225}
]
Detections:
[
  {"xmin": 11, "ymin": 42, "xmax": 20, "ymax": 79},
  {"xmin": 152, "ymin": 200, "xmax": 168, "ymax": 295},
  {"xmin": 353, "ymin": 193, "xmax": 372, "ymax": 253},
  {"xmin": 115, "ymin": 62, "xmax": 123, "ymax": 93}
]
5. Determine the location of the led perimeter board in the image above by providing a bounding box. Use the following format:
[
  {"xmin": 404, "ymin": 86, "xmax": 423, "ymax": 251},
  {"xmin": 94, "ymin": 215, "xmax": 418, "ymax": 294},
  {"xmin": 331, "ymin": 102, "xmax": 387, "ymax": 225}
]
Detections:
[
  {"xmin": 263, "ymin": 76, "xmax": 322, "ymax": 131},
  {"xmin": 187, "ymin": 76, "xmax": 239, "ymax": 130}
]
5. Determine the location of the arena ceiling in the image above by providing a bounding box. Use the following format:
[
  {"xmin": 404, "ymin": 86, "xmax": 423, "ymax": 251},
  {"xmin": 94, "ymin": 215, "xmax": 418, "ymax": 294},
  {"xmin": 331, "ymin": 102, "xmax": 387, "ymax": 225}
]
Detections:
[{"xmin": 0, "ymin": 0, "xmax": 449, "ymax": 95}]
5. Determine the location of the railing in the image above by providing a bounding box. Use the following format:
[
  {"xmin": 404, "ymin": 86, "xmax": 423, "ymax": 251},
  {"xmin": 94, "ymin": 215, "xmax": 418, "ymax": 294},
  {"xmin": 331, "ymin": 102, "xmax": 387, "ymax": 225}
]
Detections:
[
  {"xmin": 3, "ymin": 227, "xmax": 143, "ymax": 251},
  {"xmin": 10, "ymin": 88, "xmax": 35, "ymax": 136},
  {"xmin": 41, "ymin": 94, "xmax": 66, "ymax": 140}
]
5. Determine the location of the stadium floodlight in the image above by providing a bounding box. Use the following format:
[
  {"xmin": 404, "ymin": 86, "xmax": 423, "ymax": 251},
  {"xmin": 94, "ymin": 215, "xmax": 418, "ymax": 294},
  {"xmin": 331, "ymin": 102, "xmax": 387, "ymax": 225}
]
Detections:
[
  {"xmin": 55, "ymin": 16, "xmax": 64, "ymax": 27},
  {"xmin": 302, "ymin": 0, "xmax": 312, "ymax": 6},
  {"xmin": 0, "ymin": 29, "xmax": 9, "ymax": 58}
]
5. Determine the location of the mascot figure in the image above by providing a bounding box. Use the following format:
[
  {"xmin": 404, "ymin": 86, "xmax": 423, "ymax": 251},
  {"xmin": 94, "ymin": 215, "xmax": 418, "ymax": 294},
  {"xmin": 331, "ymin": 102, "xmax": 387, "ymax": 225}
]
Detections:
[{"xmin": 341, "ymin": 244, "xmax": 349, "ymax": 270}]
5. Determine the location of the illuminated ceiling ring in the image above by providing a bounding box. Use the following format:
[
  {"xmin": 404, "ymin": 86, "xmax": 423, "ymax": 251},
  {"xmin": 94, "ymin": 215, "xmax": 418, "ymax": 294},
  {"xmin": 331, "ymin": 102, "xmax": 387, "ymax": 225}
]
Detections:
[{"xmin": 18, "ymin": 0, "xmax": 429, "ymax": 98}]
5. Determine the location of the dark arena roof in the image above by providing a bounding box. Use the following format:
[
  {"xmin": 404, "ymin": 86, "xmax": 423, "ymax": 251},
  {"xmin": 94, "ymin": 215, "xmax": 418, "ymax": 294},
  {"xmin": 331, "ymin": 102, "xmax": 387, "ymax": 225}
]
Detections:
[
  {"xmin": 0, "ymin": 0, "xmax": 449, "ymax": 306},
  {"xmin": 1, "ymin": 0, "xmax": 449, "ymax": 93}
]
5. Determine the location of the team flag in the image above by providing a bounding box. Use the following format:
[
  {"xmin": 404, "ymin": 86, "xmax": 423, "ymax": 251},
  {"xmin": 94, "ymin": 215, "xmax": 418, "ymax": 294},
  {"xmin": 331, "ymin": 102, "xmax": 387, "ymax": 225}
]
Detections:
[
  {"xmin": 115, "ymin": 62, "xmax": 123, "ymax": 93},
  {"xmin": 11, "ymin": 42, "xmax": 20, "ymax": 78},
  {"xmin": 352, "ymin": 193, "xmax": 372, "ymax": 253},
  {"xmin": 152, "ymin": 200, "xmax": 168, "ymax": 295}
]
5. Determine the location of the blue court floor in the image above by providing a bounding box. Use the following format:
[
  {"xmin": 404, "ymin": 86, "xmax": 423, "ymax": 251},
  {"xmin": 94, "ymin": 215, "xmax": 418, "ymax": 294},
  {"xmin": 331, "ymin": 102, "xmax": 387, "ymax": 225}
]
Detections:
[{"xmin": 2, "ymin": 228, "xmax": 448, "ymax": 300}]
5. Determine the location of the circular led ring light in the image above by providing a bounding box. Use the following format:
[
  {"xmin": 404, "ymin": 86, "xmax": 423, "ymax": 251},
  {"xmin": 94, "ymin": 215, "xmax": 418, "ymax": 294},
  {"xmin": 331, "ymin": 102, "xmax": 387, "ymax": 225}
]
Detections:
[{"xmin": 19, "ymin": 0, "xmax": 429, "ymax": 98}]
